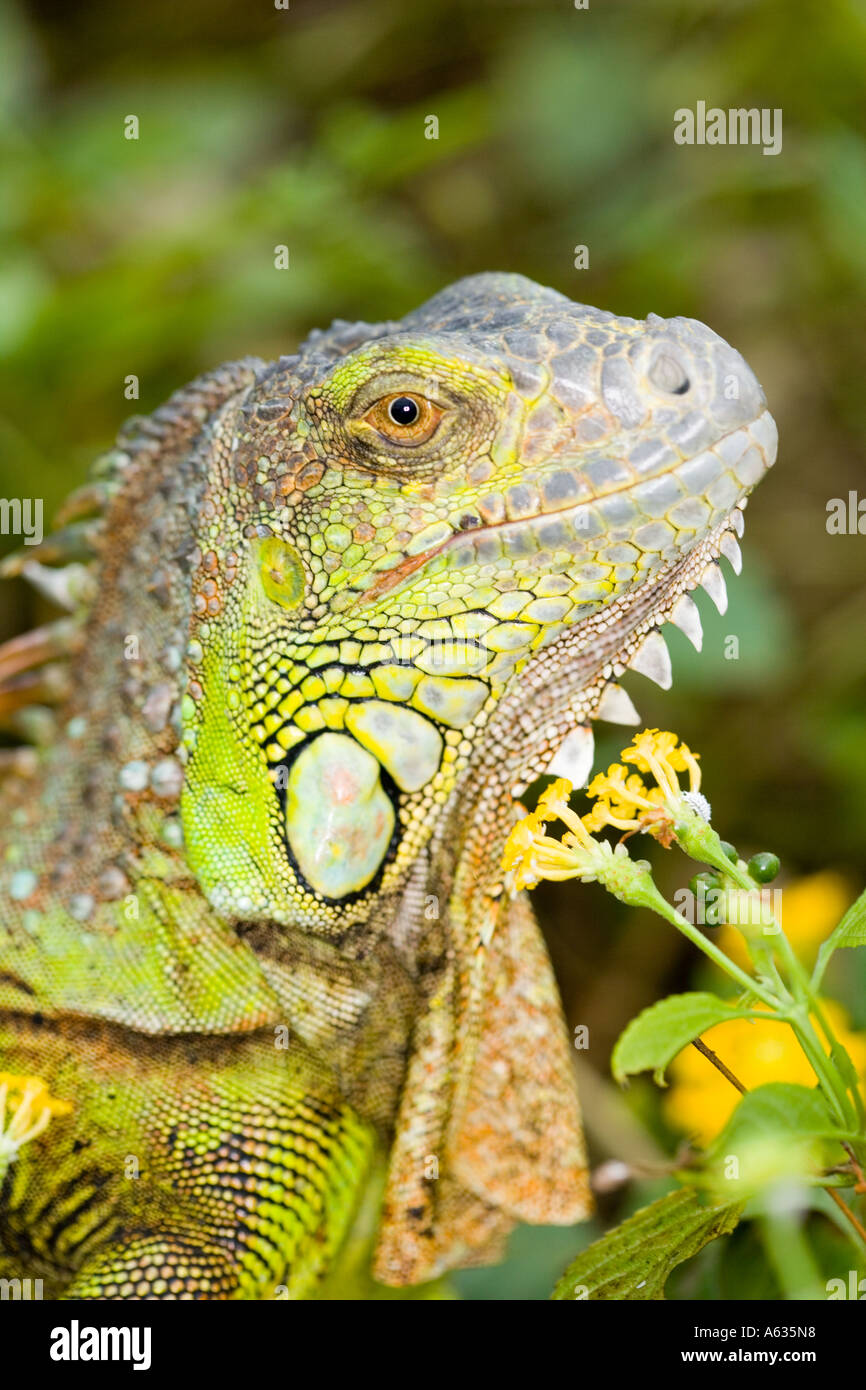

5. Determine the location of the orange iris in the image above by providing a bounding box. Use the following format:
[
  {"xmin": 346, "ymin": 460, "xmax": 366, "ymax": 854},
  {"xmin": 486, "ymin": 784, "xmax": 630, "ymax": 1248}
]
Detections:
[{"xmin": 363, "ymin": 393, "xmax": 443, "ymax": 445}]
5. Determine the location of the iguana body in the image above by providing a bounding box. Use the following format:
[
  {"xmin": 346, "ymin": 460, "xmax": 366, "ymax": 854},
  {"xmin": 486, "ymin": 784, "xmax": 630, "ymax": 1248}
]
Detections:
[{"xmin": 0, "ymin": 274, "xmax": 776, "ymax": 1298}]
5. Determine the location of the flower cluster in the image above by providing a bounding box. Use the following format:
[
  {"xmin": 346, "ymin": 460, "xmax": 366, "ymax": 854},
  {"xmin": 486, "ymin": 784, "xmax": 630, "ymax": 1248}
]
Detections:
[
  {"xmin": 583, "ymin": 729, "xmax": 703, "ymax": 845},
  {"xmin": 502, "ymin": 777, "xmax": 632, "ymax": 893},
  {"xmin": 503, "ymin": 730, "xmax": 704, "ymax": 898},
  {"xmin": 499, "ymin": 732, "xmax": 710, "ymax": 912}
]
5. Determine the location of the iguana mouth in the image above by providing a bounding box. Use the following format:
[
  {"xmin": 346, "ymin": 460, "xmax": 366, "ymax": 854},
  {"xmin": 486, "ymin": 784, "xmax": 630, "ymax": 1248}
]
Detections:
[
  {"xmin": 490, "ymin": 499, "xmax": 758, "ymax": 799},
  {"xmin": 452, "ymin": 406, "xmax": 778, "ymax": 795},
  {"xmin": 444, "ymin": 408, "xmax": 774, "ymax": 559}
]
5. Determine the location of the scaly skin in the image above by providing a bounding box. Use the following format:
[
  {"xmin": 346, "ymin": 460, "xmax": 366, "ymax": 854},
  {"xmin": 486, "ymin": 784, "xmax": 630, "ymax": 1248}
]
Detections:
[{"xmin": 0, "ymin": 274, "xmax": 777, "ymax": 1297}]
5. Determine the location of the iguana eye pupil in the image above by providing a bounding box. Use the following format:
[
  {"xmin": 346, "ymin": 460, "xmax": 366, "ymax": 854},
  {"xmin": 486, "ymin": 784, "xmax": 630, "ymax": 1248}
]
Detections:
[
  {"xmin": 388, "ymin": 396, "xmax": 420, "ymax": 425},
  {"xmin": 362, "ymin": 392, "xmax": 442, "ymax": 446}
]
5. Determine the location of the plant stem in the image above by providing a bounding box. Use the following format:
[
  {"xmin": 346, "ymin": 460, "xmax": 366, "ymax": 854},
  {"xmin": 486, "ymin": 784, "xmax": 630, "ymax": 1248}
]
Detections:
[
  {"xmin": 647, "ymin": 889, "xmax": 782, "ymax": 1010},
  {"xmin": 759, "ymin": 1197, "xmax": 825, "ymax": 1300},
  {"xmin": 647, "ymin": 889, "xmax": 854, "ymax": 1124},
  {"xmin": 826, "ymin": 1189, "xmax": 866, "ymax": 1248},
  {"xmin": 690, "ymin": 1038, "xmax": 747, "ymax": 1094},
  {"xmin": 708, "ymin": 857, "xmax": 861, "ymax": 1131}
]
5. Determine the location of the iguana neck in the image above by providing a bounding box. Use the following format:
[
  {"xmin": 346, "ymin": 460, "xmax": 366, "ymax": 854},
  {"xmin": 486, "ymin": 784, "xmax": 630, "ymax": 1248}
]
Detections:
[{"xmin": 1, "ymin": 363, "xmax": 265, "ymax": 983}]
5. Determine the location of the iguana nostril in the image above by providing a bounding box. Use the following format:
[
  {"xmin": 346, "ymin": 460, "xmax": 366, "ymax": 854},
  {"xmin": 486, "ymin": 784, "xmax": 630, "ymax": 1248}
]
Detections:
[
  {"xmin": 649, "ymin": 353, "xmax": 691, "ymax": 395},
  {"xmin": 458, "ymin": 514, "xmax": 482, "ymax": 530}
]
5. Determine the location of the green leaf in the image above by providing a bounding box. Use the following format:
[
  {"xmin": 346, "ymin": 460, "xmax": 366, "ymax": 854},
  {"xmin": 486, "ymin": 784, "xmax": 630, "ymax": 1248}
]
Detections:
[
  {"xmin": 699, "ymin": 1082, "xmax": 850, "ymax": 1199},
  {"xmin": 708, "ymin": 1081, "xmax": 847, "ymax": 1149},
  {"xmin": 551, "ymin": 1188, "xmax": 743, "ymax": 1301},
  {"xmin": 611, "ymin": 992, "xmax": 753, "ymax": 1086},
  {"xmin": 813, "ymin": 885, "xmax": 866, "ymax": 988}
]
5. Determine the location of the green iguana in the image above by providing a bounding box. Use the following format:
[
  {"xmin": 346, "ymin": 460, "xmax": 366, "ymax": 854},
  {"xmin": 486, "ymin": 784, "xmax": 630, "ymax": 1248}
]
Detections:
[{"xmin": 0, "ymin": 273, "xmax": 776, "ymax": 1298}]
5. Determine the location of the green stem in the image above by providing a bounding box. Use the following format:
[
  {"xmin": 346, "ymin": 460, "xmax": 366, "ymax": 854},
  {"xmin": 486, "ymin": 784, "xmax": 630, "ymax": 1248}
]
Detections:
[
  {"xmin": 790, "ymin": 1010, "xmax": 853, "ymax": 1128},
  {"xmin": 746, "ymin": 938, "xmax": 793, "ymax": 1004},
  {"xmin": 759, "ymin": 1197, "xmax": 825, "ymax": 1301},
  {"xmin": 659, "ymin": 821, "xmax": 860, "ymax": 1132},
  {"xmin": 643, "ymin": 886, "xmax": 782, "ymax": 1010},
  {"xmin": 778, "ymin": 946, "xmax": 866, "ymax": 1127},
  {"xmin": 716, "ymin": 859, "xmax": 861, "ymax": 1130}
]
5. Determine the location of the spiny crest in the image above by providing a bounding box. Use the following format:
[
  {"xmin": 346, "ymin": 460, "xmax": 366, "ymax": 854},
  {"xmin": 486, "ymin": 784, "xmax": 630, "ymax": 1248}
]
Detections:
[{"xmin": 0, "ymin": 360, "xmax": 262, "ymax": 776}]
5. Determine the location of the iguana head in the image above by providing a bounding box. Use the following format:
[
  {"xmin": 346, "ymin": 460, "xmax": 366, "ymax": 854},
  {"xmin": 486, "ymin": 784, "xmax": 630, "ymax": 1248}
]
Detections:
[{"xmin": 182, "ymin": 273, "xmax": 777, "ymax": 929}]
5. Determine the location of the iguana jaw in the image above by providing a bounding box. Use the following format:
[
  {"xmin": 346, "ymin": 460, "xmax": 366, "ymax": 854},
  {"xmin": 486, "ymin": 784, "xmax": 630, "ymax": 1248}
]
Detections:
[
  {"xmin": 511, "ymin": 508, "xmax": 750, "ymax": 795},
  {"xmin": 501, "ymin": 501, "xmax": 753, "ymax": 796},
  {"xmin": 446, "ymin": 404, "xmax": 777, "ymax": 796}
]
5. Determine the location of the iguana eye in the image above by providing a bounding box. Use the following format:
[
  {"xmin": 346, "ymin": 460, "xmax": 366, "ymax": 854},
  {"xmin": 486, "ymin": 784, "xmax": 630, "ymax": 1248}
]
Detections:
[{"xmin": 363, "ymin": 392, "xmax": 442, "ymax": 445}]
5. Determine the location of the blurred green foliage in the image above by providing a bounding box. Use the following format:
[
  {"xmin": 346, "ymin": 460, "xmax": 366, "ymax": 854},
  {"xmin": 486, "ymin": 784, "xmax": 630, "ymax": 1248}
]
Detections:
[{"xmin": 1, "ymin": 0, "xmax": 865, "ymax": 1297}]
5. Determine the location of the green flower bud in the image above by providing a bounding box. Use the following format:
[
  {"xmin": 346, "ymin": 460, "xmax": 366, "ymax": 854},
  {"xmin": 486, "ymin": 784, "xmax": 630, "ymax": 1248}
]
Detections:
[
  {"xmin": 748, "ymin": 852, "xmax": 780, "ymax": 884},
  {"xmin": 689, "ymin": 871, "xmax": 722, "ymax": 927}
]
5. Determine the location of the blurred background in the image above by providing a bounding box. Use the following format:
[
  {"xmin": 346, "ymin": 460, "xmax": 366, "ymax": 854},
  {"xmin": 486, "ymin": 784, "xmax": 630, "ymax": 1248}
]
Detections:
[{"xmin": 1, "ymin": 0, "xmax": 865, "ymax": 1298}]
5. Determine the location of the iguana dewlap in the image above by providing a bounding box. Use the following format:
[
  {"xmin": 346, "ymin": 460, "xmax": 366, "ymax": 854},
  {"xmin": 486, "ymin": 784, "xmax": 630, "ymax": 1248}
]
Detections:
[{"xmin": 0, "ymin": 273, "xmax": 776, "ymax": 1297}]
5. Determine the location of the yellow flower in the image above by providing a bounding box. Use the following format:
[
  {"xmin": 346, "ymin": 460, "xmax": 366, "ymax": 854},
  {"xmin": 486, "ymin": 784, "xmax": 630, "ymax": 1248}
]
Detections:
[
  {"xmin": 536, "ymin": 777, "xmax": 581, "ymax": 824},
  {"xmin": 501, "ymin": 780, "xmax": 668, "ymax": 910},
  {"xmin": 503, "ymin": 729, "xmax": 710, "ymax": 888},
  {"xmin": 583, "ymin": 731, "xmax": 701, "ymax": 845},
  {"xmin": 0, "ymin": 1073, "xmax": 72, "ymax": 1117},
  {"xmin": 621, "ymin": 728, "xmax": 701, "ymax": 796},
  {"xmin": 585, "ymin": 764, "xmax": 666, "ymax": 830},
  {"xmin": 502, "ymin": 783, "xmax": 609, "ymax": 892},
  {"xmin": 501, "ymin": 812, "xmax": 541, "ymax": 868},
  {"xmin": 0, "ymin": 1073, "xmax": 72, "ymax": 1177},
  {"xmin": 716, "ymin": 871, "xmax": 854, "ymax": 970},
  {"xmin": 663, "ymin": 1001, "xmax": 866, "ymax": 1146},
  {"xmin": 501, "ymin": 812, "xmax": 544, "ymax": 890}
]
